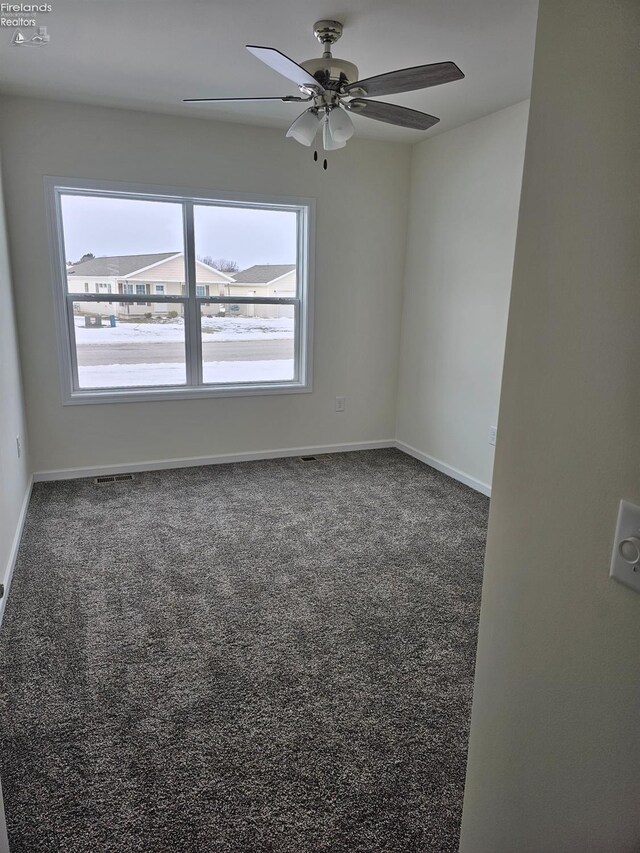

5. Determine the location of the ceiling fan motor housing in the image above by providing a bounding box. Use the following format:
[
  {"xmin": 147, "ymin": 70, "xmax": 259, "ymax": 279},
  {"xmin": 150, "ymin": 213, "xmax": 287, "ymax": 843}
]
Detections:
[{"xmin": 300, "ymin": 57, "xmax": 359, "ymax": 90}]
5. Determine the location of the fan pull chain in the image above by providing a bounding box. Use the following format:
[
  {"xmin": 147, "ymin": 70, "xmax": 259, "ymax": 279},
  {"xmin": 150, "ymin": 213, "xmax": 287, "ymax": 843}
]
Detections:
[{"xmin": 312, "ymin": 150, "xmax": 329, "ymax": 171}]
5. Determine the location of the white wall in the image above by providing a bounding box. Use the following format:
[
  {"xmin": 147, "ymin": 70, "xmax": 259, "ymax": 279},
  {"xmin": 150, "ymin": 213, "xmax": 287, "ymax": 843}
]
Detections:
[
  {"xmin": 0, "ymin": 96, "xmax": 410, "ymax": 475},
  {"xmin": 460, "ymin": 1, "xmax": 640, "ymax": 850},
  {"xmin": 0, "ymin": 147, "xmax": 30, "ymax": 851},
  {"xmin": 0, "ymin": 148, "xmax": 30, "ymax": 616},
  {"xmin": 396, "ymin": 101, "xmax": 529, "ymax": 493}
]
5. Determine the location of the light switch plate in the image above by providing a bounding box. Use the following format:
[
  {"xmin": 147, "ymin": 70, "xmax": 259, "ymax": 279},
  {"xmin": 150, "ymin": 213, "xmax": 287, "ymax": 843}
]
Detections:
[{"xmin": 610, "ymin": 499, "xmax": 640, "ymax": 593}]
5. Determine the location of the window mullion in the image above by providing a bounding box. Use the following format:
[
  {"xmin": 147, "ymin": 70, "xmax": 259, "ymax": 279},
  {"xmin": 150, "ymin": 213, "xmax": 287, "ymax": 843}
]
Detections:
[
  {"xmin": 67, "ymin": 293, "xmax": 187, "ymax": 303},
  {"xmin": 183, "ymin": 201, "xmax": 202, "ymax": 386},
  {"xmin": 197, "ymin": 296, "xmax": 297, "ymax": 305}
]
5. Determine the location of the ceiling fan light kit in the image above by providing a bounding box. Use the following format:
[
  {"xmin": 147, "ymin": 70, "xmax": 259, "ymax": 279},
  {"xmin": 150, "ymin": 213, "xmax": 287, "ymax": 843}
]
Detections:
[
  {"xmin": 327, "ymin": 105, "xmax": 354, "ymax": 143},
  {"xmin": 185, "ymin": 19, "xmax": 464, "ymax": 153},
  {"xmin": 285, "ymin": 108, "xmax": 320, "ymax": 146},
  {"xmin": 322, "ymin": 118, "xmax": 346, "ymax": 151}
]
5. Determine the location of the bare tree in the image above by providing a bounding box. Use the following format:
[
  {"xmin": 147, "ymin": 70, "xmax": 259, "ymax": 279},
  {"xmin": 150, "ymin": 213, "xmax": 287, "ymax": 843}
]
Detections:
[{"xmin": 198, "ymin": 256, "xmax": 240, "ymax": 273}]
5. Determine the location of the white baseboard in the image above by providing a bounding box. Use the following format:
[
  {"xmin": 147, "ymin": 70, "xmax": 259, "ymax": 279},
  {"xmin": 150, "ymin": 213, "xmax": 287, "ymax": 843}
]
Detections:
[
  {"xmin": 33, "ymin": 440, "xmax": 491, "ymax": 497},
  {"xmin": 33, "ymin": 440, "xmax": 396, "ymax": 482},
  {"xmin": 0, "ymin": 475, "xmax": 33, "ymax": 627},
  {"xmin": 395, "ymin": 441, "xmax": 492, "ymax": 497}
]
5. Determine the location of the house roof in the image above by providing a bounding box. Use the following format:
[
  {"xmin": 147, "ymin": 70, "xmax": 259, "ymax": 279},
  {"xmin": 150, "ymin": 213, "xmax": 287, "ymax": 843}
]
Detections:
[
  {"xmin": 232, "ymin": 264, "xmax": 296, "ymax": 285},
  {"xmin": 67, "ymin": 252, "xmax": 235, "ymax": 282},
  {"xmin": 68, "ymin": 252, "xmax": 178, "ymax": 277}
]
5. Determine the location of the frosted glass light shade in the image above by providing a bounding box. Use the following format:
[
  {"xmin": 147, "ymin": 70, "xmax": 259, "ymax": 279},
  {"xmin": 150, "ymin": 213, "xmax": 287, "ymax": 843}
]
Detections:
[
  {"xmin": 322, "ymin": 119, "xmax": 346, "ymax": 151},
  {"xmin": 327, "ymin": 106, "xmax": 354, "ymax": 143},
  {"xmin": 286, "ymin": 109, "xmax": 320, "ymax": 146}
]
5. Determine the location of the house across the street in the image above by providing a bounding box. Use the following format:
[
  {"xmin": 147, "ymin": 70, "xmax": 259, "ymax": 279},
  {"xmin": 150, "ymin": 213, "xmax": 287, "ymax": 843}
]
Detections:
[
  {"xmin": 67, "ymin": 252, "xmax": 234, "ymax": 317},
  {"xmin": 229, "ymin": 264, "xmax": 296, "ymax": 318},
  {"xmin": 67, "ymin": 254, "xmax": 296, "ymax": 319}
]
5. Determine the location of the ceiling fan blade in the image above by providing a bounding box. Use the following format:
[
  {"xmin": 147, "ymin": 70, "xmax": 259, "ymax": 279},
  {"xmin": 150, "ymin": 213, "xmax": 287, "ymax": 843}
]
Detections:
[
  {"xmin": 246, "ymin": 45, "xmax": 325, "ymax": 93},
  {"xmin": 348, "ymin": 99, "xmax": 439, "ymax": 130},
  {"xmin": 184, "ymin": 96, "xmax": 310, "ymax": 103},
  {"xmin": 344, "ymin": 61, "xmax": 464, "ymax": 98}
]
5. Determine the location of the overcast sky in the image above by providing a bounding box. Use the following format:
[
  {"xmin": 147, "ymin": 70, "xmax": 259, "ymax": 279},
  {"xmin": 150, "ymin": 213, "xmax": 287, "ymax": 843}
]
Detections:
[{"xmin": 60, "ymin": 195, "xmax": 297, "ymax": 269}]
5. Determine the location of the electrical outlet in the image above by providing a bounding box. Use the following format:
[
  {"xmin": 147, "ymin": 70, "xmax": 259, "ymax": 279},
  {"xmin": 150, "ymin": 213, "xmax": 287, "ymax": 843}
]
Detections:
[
  {"xmin": 488, "ymin": 426, "xmax": 497, "ymax": 446},
  {"xmin": 610, "ymin": 500, "xmax": 640, "ymax": 593},
  {"xmin": 16, "ymin": 436, "xmax": 21, "ymax": 458},
  {"xmin": 335, "ymin": 396, "xmax": 346, "ymax": 413}
]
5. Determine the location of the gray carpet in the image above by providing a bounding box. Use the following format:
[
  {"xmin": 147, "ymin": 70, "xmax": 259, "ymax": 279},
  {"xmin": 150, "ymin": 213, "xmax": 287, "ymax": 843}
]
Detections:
[{"xmin": 0, "ymin": 449, "xmax": 488, "ymax": 852}]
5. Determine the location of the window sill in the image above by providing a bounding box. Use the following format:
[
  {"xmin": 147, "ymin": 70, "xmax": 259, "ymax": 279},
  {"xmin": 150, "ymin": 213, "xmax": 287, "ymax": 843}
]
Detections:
[{"xmin": 63, "ymin": 381, "xmax": 312, "ymax": 406}]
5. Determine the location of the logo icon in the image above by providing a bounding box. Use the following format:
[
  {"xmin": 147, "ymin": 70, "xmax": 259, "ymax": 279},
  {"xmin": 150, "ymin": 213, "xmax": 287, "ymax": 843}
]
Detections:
[
  {"xmin": 11, "ymin": 26, "xmax": 50, "ymax": 47},
  {"xmin": 31, "ymin": 26, "xmax": 50, "ymax": 45}
]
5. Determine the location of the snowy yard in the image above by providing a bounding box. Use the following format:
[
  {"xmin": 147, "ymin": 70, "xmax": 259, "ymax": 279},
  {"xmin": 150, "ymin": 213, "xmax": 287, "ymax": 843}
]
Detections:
[
  {"xmin": 78, "ymin": 360, "xmax": 294, "ymax": 388},
  {"xmin": 73, "ymin": 315, "xmax": 294, "ymax": 388},
  {"xmin": 74, "ymin": 316, "xmax": 293, "ymax": 344}
]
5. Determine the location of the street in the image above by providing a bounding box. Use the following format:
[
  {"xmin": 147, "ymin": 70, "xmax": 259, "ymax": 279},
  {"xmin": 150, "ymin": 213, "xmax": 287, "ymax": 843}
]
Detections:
[{"xmin": 76, "ymin": 339, "xmax": 292, "ymax": 366}]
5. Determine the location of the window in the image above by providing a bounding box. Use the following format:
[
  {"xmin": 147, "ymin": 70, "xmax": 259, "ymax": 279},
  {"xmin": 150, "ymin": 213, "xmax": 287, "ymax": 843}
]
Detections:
[
  {"xmin": 134, "ymin": 284, "xmax": 148, "ymax": 306},
  {"xmin": 46, "ymin": 178, "xmax": 314, "ymax": 404}
]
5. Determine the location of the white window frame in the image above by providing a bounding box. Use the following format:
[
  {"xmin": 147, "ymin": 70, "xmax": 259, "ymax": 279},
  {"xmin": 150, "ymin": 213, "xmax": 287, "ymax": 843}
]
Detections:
[{"xmin": 44, "ymin": 177, "xmax": 315, "ymax": 405}]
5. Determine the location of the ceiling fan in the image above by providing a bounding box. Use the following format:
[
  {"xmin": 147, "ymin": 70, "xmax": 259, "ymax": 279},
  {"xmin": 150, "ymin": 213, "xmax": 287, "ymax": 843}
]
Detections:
[{"xmin": 184, "ymin": 20, "xmax": 464, "ymax": 151}]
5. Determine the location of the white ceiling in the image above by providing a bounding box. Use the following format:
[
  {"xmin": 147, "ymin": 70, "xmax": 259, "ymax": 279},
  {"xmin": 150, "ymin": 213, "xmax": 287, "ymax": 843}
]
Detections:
[{"xmin": 0, "ymin": 0, "xmax": 539, "ymax": 143}]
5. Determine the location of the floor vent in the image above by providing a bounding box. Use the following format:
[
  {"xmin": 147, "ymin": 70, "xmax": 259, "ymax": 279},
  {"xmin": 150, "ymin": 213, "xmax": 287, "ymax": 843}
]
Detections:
[
  {"xmin": 94, "ymin": 473, "xmax": 135, "ymax": 484},
  {"xmin": 299, "ymin": 455, "xmax": 318, "ymax": 462}
]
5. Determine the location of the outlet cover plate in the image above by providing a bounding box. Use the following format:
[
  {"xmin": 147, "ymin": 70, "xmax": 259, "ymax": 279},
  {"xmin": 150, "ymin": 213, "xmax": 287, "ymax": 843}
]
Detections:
[{"xmin": 610, "ymin": 499, "xmax": 640, "ymax": 593}]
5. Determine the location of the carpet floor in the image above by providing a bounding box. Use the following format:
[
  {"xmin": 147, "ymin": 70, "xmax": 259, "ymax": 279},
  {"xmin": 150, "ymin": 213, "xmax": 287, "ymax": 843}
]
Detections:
[{"xmin": 0, "ymin": 449, "xmax": 489, "ymax": 852}]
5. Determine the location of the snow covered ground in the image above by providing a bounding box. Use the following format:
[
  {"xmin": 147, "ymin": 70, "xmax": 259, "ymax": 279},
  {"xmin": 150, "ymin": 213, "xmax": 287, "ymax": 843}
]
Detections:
[
  {"xmin": 74, "ymin": 316, "xmax": 293, "ymax": 344},
  {"xmin": 78, "ymin": 359, "xmax": 295, "ymax": 388}
]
